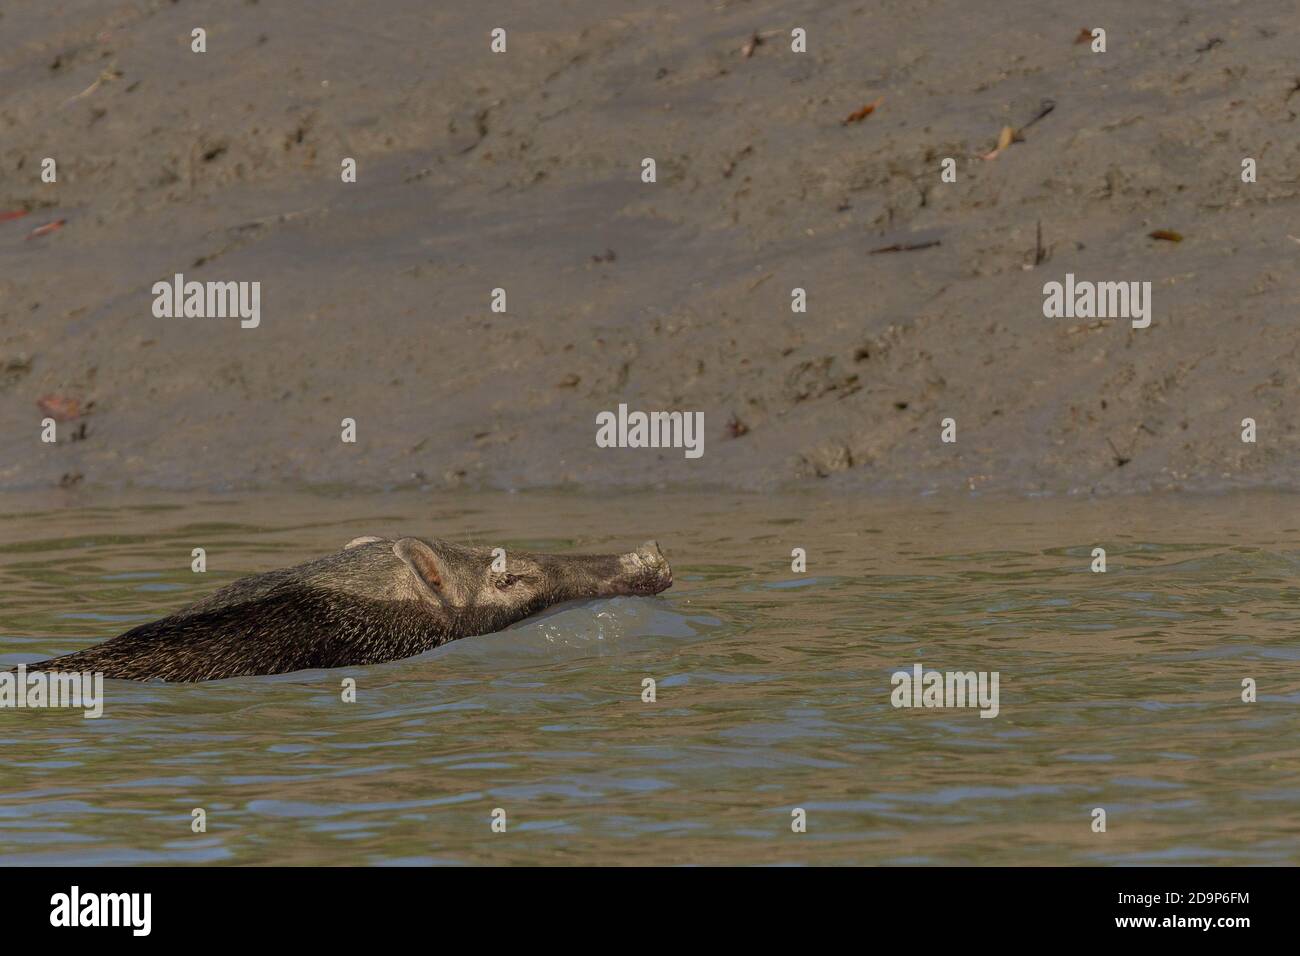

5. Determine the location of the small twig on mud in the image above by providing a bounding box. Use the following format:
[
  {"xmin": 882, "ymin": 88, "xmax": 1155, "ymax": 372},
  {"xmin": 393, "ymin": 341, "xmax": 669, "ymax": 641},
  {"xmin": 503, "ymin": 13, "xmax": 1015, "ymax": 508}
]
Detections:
[
  {"xmin": 61, "ymin": 68, "xmax": 121, "ymax": 108},
  {"xmin": 740, "ymin": 30, "xmax": 780, "ymax": 58},
  {"xmin": 869, "ymin": 240, "xmax": 941, "ymax": 254},
  {"xmin": 1020, "ymin": 98, "xmax": 1056, "ymax": 131},
  {"xmin": 227, "ymin": 207, "xmax": 321, "ymax": 234},
  {"xmin": 1106, "ymin": 437, "xmax": 1132, "ymax": 467}
]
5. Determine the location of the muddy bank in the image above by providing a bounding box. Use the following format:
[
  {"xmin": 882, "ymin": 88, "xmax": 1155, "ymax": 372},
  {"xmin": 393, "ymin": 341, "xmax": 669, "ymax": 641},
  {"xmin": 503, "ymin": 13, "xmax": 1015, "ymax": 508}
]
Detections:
[{"xmin": 1, "ymin": 0, "xmax": 1297, "ymax": 495}]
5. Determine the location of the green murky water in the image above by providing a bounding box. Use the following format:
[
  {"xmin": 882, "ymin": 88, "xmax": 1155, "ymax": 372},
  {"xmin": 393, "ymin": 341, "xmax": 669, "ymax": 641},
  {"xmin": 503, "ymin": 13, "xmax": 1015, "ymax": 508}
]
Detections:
[{"xmin": 1, "ymin": 489, "xmax": 1297, "ymax": 865}]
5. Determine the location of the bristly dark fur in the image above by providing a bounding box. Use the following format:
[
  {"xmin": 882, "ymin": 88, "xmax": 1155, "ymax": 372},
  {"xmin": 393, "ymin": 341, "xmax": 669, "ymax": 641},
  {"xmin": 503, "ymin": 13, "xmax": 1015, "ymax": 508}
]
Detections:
[{"xmin": 35, "ymin": 586, "xmax": 447, "ymax": 682}]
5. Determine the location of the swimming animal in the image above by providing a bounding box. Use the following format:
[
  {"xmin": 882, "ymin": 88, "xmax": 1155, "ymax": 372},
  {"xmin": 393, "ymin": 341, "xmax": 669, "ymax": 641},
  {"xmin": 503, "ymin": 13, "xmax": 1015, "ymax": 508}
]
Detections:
[{"xmin": 26, "ymin": 536, "xmax": 672, "ymax": 682}]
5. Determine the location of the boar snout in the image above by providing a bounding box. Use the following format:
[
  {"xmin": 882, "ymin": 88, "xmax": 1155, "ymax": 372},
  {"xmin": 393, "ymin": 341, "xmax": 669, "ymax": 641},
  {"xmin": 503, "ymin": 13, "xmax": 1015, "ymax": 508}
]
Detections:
[{"xmin": 618, "ymin": 540, "xmax": 673, "ymax": 595}]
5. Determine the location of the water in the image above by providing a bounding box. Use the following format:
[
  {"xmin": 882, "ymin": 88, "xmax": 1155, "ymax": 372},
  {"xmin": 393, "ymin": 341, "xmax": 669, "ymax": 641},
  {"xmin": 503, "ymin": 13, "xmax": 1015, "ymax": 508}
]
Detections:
[{"xmin": 1, "ymin": 489, "xmax": 1297, "ymax": 865}]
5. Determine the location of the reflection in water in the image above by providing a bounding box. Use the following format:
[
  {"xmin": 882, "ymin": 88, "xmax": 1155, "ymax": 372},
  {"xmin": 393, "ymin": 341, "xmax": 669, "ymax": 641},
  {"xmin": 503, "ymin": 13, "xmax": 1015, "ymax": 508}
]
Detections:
[{"xmin": 0, "ymin": 489, "xmax": 1297, "ymax": 865}]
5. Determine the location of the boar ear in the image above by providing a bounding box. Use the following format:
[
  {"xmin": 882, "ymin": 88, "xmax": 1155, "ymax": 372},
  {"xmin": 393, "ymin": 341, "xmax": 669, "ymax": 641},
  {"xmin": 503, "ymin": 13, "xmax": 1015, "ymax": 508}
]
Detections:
[
  {"xmin": 393, "ymin": 538, "xmax": 447, "ymax": 596},
  {"xmin": 344, "ymin": 535, "xmax": 384, "ymax": 550}
]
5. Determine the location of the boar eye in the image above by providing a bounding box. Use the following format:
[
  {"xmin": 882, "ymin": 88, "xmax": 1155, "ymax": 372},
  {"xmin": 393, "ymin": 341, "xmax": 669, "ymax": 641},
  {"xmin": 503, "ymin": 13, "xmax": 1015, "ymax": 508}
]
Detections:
[{"xmin": 495, "ymin": 574, "xmax": 519, "ymax": 590}]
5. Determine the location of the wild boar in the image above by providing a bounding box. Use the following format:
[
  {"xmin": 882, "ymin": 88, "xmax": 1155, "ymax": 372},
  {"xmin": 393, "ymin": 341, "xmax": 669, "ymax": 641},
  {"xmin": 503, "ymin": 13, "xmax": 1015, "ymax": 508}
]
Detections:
[{"xmin": 27, "ymin": 536, "xmax": 672, "ymax": 682}]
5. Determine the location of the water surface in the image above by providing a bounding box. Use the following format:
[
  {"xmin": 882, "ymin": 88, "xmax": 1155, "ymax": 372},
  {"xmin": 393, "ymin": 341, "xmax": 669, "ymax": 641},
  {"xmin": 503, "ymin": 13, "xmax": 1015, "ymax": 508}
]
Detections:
[{"xmin": 1, "ymin": 489, "xmax": 1297, "ymax": 865}]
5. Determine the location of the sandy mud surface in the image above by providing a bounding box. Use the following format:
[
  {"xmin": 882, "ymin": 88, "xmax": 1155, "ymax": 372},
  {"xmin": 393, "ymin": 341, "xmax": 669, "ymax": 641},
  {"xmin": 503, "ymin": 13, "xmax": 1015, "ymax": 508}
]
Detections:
[{"xmin": 1, "ymin": 0, "xmax": 1297, "ymax": 494}]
